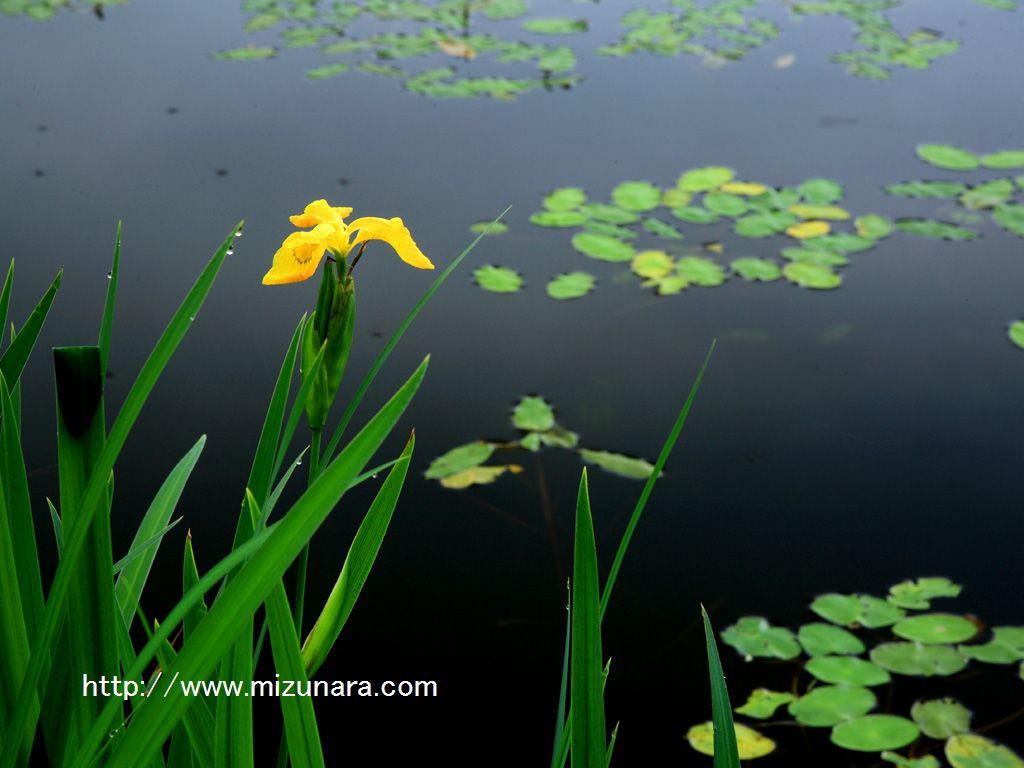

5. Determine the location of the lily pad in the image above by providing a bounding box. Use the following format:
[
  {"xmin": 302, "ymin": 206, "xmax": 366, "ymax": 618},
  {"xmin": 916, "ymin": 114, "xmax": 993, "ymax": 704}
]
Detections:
[
  {"xmin": 855, "ymin": 214, "xmax": 894, "ymax": 239},
  {"xmin": 806, "ymin": 656, "xmax": 891, "ymax": 686},
  {"xmin": 798, "ymin": 178, "xmax": 844, "ymax": 204},
  {"xmin": 676, "ymin": 256, "xmax": 726, "ymax": 286},
  {"xmin": 735, "ymin": 211, "xmax": 797, "ymax": 238},
  {"xmin": 721, "ymin": 616, "xmax": 801, "ymax": 660},
  {"xmin": 881, "ymin": 752, "xmax": 941, "ymax": 768},
  {"xmin": 787, "ymin": 220, "xmax": 831, "ymax": 239},
  {"xmin": 579, "ymin": 203, "xmax": 639, "ymax": 224},
  {"xmin": 980, "ymin": 150, "xmax": 1024, "ymax": 169},
  {"xmin": 831, "ymin": 715, "xmax": 920, "ymax": 752},
  {"xmin": 474, "ymin": 265, "xmax": 523, "ymax": 293},
  {"xmin": 781, "ymin": 247, "xmax": 849, "ymax": 267},
  {"xmin": 892, "ymin": 614, "xmax": 978, "ymax": 644},
  {"xmin": 631, "ymin": 250, "xmax": 674, "ymax": 279},
  {"xmin": 648, "ymin": 275, "xmax": 689, "ymax": 296},
  {"xmin": 522, "ymin": 17, "xmax": 587, "ymax": 34},
  {"xmin": 916, "ymin": 144, "xmax": 979, "ymax": 171},
  {"xmin": 884, "ymin": 180, "xmax": 968, "ymax": 198},
  {"xmin": 439, "ymin": 464, "xmax": 522, "ymax": 489},
  {"xmin": 686, "ymin": 722, "xmax": 775, "ymax": 759},
  {"xmin": 572, "ymin": 233, "xmax": 636, "ymax": 262},
  {"xmin": 798, "ymin": 623, "xmax": 866, "ymax": 656},
  {"xmin": 578, "ymin": 448, "xmax": 656, "ymax": 480},
  {"xmin": 469, "ymin": 220, "xmax": 509, "ymax": 235},
  {"xmin": 612, "ymin": 181, "xmax": 662, "ymax": 212},
  {"xmin": 670, "ymin": 206, "xmax": 720, "ymax": 224},
  {"xmin": 731, "ymin": 258, "xmax": 781, "ymax": 281},
  {"xmin": 212, "ymin": 46, "xmax": 277, "ymax": 61},
  {"xmin": 543, "ymin": 186, "xmax": 587, "ymax": 211},
  {"xmin": 959, "ymin": 626, "xmax": 1024, "ymax": 663},
  {"xmin": 704, "ymin": 192, "xmax": 749, "ymax": 217},
  {"xmin": 661, "ymin": 188, "xmax": 693, "ymax": 208},
  {"xmin": 887, "ymin": 577, "xmax": 962, "ymax": 610},
  {"xmin": 910, "ymin": 698, "xmax": 971, "ymax": 739},
  {"xmin": 426, "ymin": 441, "xmax": 496, "ymax": 480},
  {"xmin": 946, "ymin": 734, "xmax": 1024, "ymax": 768},
  {"xmin": 811, "ymin": 593, "xmax": 906, "ymax": 628},
  {"xmin": 895, "ymin": 219, "xmax": 979, "ymax": 240},
  {"xmin": 512, "ymin": 396, "xmax": 555, "ymax": 431},
  {"xmin": 790, "ymin": 204, "xmax": 850, "ymax": 220},
  {"xmin": 993, "ymin": 204, "xmax": 1024, "ymax": 236},
  {"xmin": 582, "ymin": 220, "xmax": 636, "ymax": 240},
  {"xmin": 531, "ymin": 210, "xmax": 588, "ymax": 227},
  {"xmin": 1011, "ymin": 321, "xmax": 1024, "ymax": 350},
  {"xmin": 960, "ymin": 179, "xmax": 1015, "ymax": 210},
  {"xmin": 546, "ymin": 271, "xmax": 595, "ymax": 300},
  {"xmin": 538, "ymin": 425, "xmax": 579, "ymax": 449},
  {"xmin": 783, "ymin": 262, "xmax": 841, "ymax": 290},
  {"xmin": 736, "ymin": 689, "xmax": 797, "ymax": 719},
  {"xmin": 788, "ymin": 685, "xmax": 877, "ymax": 727},
  {"xmin": 812, "ymin": 233, "xmax": 876, "ymax": 252},
  {"xmin": 642, "ymin": 217, "xmax": 684, "ymax": 239},
  {"xmin": 870, "ymin": 642, "xmax": 968, "ymax": 676},
  {"xmin": 721, "ymin": 181, "xmax": 769, "ymax": 196},
  {"xmin": 678, "ymin": 166, "xmax": 735, "ymax": 192}
]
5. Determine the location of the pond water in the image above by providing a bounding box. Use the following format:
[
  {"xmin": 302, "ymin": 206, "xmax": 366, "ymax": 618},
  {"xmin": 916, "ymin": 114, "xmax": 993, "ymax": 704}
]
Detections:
[{"xmin": 3, "ymin": 0, "xmax": 1024, "ymax": 763}]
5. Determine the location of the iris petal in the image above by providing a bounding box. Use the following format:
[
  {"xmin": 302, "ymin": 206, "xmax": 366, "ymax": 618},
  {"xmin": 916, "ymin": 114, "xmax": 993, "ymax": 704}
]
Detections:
[{"xmin": 348, "ymin": 216, "xmax": 434, "ymax": 270}]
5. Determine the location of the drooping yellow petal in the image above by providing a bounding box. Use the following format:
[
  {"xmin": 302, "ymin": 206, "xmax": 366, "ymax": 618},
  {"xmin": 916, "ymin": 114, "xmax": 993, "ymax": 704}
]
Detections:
[
  {"xmin": 349, "ymin": 216, "xmax": 434, "ymax": 269},
  {"xmin": 289, "ymin": 199, "xmax": 353, "ymax": 229},
  {"xmin": 262, "ymin": 224, "xmax": 334, "ymax": 284},
  {"xmin": 786, "ymin": 220, "xmax": 831, "ymax": 240}
]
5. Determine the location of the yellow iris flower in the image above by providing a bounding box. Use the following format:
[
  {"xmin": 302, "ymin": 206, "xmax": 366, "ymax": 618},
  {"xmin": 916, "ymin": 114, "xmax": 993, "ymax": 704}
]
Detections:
[{"xmin": 263, "ymin": 199, "xmax": 434, "ymax": 285}]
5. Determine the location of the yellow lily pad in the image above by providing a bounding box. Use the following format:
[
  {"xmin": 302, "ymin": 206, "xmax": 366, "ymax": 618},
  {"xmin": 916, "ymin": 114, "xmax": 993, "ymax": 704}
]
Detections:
[
  {"xmin": 686, "ymin": 721, "xmax": 776, "ymax": 759},
  {"xmin": 631, "ymin": 250, "xmax": 674, "ymax": 279},
  {"xmin": 786, "ymin": 220, "xmax": 831, "ymax": 239},
  {"xmin": 720, "ymin": 181, "xmax": 769, "ymax": 196},
  {"xmin": 946, "ymin": 734, "xmax": 1024, "ymax": 768},
  {"xmin": 789, "ymin": 204, "xmax": 850, "ymax": 220},
  {"xmin": 439, "ymin": 464, "xmax": 522, "ymax": 489}
]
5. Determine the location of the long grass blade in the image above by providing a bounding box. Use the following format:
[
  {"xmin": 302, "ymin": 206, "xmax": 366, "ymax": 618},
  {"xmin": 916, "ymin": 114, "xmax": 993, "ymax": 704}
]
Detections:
[
  {"xmin": 47, "ymin": 498, "xmax": 62, "ymax": 557},
  {"xmin": 550, "ymin": 580, "xmax": 571, "ymax": 768},
  {"xmin": 98, "ymin": 222, "xmax": 121, "ymax": 376},
  {"xmin": 702, "ymin": 605, "xmax": 741, "ymax": 768},
  {"xmin": 570, "ymin": 469, "xmax": 606, "ymax": 768},
  {"xmin": 301, "ymin": 433, "xmax": 414, "ymax": 676},
  {"xmin": 0, "ymin": 223, "xmax": 238, "ymax": 768},
  {"xmin": 0, "ymin": 268, "xmax": 61, "ymax": 386},
  {"xmin": 0, "ymin": 260, "xmax": 13, "ymax": 351},
  {"xmin": 111, "ymin": 518, "xmax": 182, "ymax": 577}
]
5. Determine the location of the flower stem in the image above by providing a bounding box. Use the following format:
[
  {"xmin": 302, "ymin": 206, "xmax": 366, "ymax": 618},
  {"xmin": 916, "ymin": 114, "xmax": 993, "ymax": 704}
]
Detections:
[{"xmin": 292, "ymin": 429, "xmax": 321, "ymax": 633}]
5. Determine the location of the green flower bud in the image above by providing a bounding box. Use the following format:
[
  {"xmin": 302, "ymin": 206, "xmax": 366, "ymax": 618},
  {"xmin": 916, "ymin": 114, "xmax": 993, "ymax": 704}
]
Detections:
[{"xmin": 300, "ymin": 265, "xmax": 355, "ymax": 430}]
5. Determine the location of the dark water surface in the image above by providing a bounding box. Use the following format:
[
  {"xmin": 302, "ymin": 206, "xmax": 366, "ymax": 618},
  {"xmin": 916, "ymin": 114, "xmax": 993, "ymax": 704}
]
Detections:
[{"xmin": 3, "ymin": 0, "xmax": 1024, "ymax": 763}]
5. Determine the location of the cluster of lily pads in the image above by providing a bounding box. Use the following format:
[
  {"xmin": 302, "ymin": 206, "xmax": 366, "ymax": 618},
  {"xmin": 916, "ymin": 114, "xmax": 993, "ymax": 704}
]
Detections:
[
  {"xmin": 216, "ymin": 0, "xmax": 582, "ymax": 99},
  {"xmin": 425, "ymin": 395, "xmax": 657, "ymax": 489},
  {"xmin": 0, "ymin": 0, "xmax": 126, "ymax": 19},
  {"xmin": 689, "ymin": 577, "xmax": 1024, "ymax": 765}
]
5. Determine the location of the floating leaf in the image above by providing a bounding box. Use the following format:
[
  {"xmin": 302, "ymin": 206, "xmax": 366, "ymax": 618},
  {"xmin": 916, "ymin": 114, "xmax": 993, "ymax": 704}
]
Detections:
[
  {"xmin": 946, "ymin": 735, "xmax": 1024, "ymax": 768},
  {"xmin": 531, "ymin": 210, "xmax": 588, "ymax": 227},
  {"xmin": 736, "ymin": 689, "xmax": 796, "ymax": 719},
  {"xmin": 735, "ymin": 211, "xmax": 797, "ymax": 237},
  {"xmin": 512, "ymin": 396, "xmax": 555, "ymax": 432},
  {"xmin": 661, "ymin": 189, "xmax": 693, "ymax": 208},
  {"xmin": 648, "ymin": 275, "xmax": 689, "ymax": 295},
  {"xmin": 631, "ymin": 250, "xmax": 674, "ymax": 279},
  {"xmin": 910, "ymin": 698, "xmax": 971, "ymax": 739},
  {"xmin": 426, "ymin": 441, "xmax": 496, "ymax": 480},
  {"xmin": 583, "ymin": 220, "xmax": 637, "ymax": 240},
  {"xmin": 307, "ymin": 62, "xmax": 351, "ymax": 80},
  {"xmin": 881, "ymin": 752, "xmax": 941, "ymax": 768},
  {"xmin": 678, "ymin": 166, "xmax": 735, "ymax": 192},
  {"xmin": 721, "ymin": 617, "xmax": 801, "ymax": 660},
  {"xmin": 806, "ymin": 656, "xmax": 891, "ymax": 687},
  {"xmin": 676, "ymin": 256, "xmax": 726, "ymax": 286},
  {"xmin": 437, "ymin": 38, "xmax": 477, "ymax": 59},
  {"xmin": 572, "ymin": 233, "xmax": 636, "ymax": 262},
  {"xmin": 916, "ymin": 144, "xmax": 980, "ymax": 171},
  {"xmin": 960, "ymin": 179, "xmax": 1014, "ymax": 210},
  {"xmin": 612, "ymin": 181, "xmax": 662, "ymax": 212},
  {"xmin": 539, "ymin": 425, "xmax": 579, "ymax": 449},
  {"xmin": 856, "ymin": 214, "xmax": 894, "ymax": 239},
  {"xmin": 972, "ymin": 0, "xmax": 1018, "ymax": 9},
  {"xmin": 980, "ymin": 150, "xmax": 1024, "ymax": 169},
  {"xmin": 870, "ymin": 642, "xmax": 967, "ymax": 676},
  {"xmin": 731, "ymin": 258, "xmax": 781, "ymax": 281},
  {"xmin": 812, "ymin": 234, "xmax": 876, "ymax": 252},
  {"xmin": 960, "ymin": 627, "xmax": 1024, "ymax": 663},
  {"xmin": 547, "ymin": 272, "xmax": 595, "ymax": 300},
  {"xmin": 578, "ymin": 448, "xmax": 656, "ymax": 480},
  {"xmin": 895, "ymin": 219, "xmax": 979, "ymax": 240},
  {"xmin": 893, "ymin": 614, "xmax": 977, "ymax": 644},
  {"xmin": 704, "ymin": 192, "xmax": 749, "ymax": 217},
  {"xmin": 798, "ymin": 178, "xmax": 844, "ymax": 204},
  {"xmin": 474, "ymin": 265, "xmax": 523, "ymax": 293},
  {"xmin": 544, "ymin": 186, "xmax": 587, "ymax": 211},
  {"xmin": 1011, "ymin": 321, "xmax": 1024, "ymax": 350},
  {"xmin": 884, "ymin": 180, "xmax": 968, "ymax": 198},
  {"xmin": 580, "ymin": 203, "xmax": 640, "ymax": 224},
  {"xmin": 522, "ymin": 17, "xmax": 587, "ymax": 34},
  {"xmin": 787, "ymin": 220, "xmax": 831, "ymax": 239},
  {"xmin": 469, "ymin": 220, "xmax": 509, "ymax": 235},
  {"xmin": 212, "ymin": 46, "xmax": 277, "ymax": 61},
  {"xmin": 782, "ymin": 247, "xmax": 849, "ymax": 267},
  {"xmin": 721, "ymin": 182, "xmax": 769, "ymax": 196},
  {"xmin": 798, "ymin": 623, "xmax": 866, "ymax": 656},
  {"xmin": 749, "ymin": 187, "xmax": 800, "ymax": 211},
  {"xmin": 783, "ymin": 262, "xmax": 841, "ymax": 290},
  {"xmin": 811, "ymin": 593, "xmax": 906, "ymax": 628},
  {"xmin": 520, "ymin": 432, "xmax": 541, "ymax": 451},
  {"xmin": 831, "ymin": 715, "xmax": 920, "ymax": 752},
  {"xmin": 790, "ymin": 204, "xmax": 850, "ymax": 220},
  {"xmin": 642, "ymin": 217, "xmax": 684, "ymax": 239},
  {"xmin": 887, "ymin": 577, "xmax": 962, "ymax": 610},
  {"xmin": 788, "ymin": 685, "xmax": 877, "ymax": 727},
  {"xmin": 993, "ymin": 204, "xmax": 1024, "ymax": 236},
  {"xmin": 671, "ymin": 206, "xmax": 720, "ymax": 224},
  {"xmin": 439, "ymin": 464, "xmax": 522, "ymax": 489},
  {"xmin": 686, "ymin": 722, "xmax": 776, "ymax": 759}
]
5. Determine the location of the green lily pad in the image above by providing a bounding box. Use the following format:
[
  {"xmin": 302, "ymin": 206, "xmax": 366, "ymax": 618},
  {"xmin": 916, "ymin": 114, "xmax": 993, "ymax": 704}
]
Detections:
[
  {"xmin": 870, "ymin": 642, "xmax": 967, "ymax": 676},
  {"xmin": 946, "ymin": 734, "xmax": 1024, "ymax": 768},
  {"xmin": 882, "ymin": 751, "xmax": 941, "ymax": 768},
  {"xmin": 522, "ymin": 17, "xmax": 587, "ymax": 34},
  {"xmin": 632, "ymin": 250, "xmax": 674, "ymax": 279},
  {"xmin": 884, "ymin": 180, "xmax": 968, "ymax": 198},
  {"xmin": 546, "ymin": 271, "xmax": 595, "ymax": 300},
  {"xmin": 661, "ymin": 188, "xmax": 693, "ymax": 209},
  {"xmin": 749, "ymin": 187, "xmax": 800, "ymax": 211},
  {"xmin": 896, "ymin": 219, "xmax": 980, "ymax": 240},
  {"xmin": 731, "ymin": 258, "xmax": 781, "ymax": 281},
  {"xmin": 916, "ymin": 144, "xmax": 980, "ymax": 171},
  {"xmin": 735, "ymin": 211, "xmax": 797, "ymax": 238},
  {"xmin": 790, "ymin": 204, "xmax": 851, "ymax": 220},
  {"xmin": 531, "ymin": 210, "xmax": 588, "ymax": 228},
  {"xmin": 783, "ymin": 262, "xmax": 841, "ymax": 290},
  {"xmin": 959, "ymin": 626, "xmax": 1024, "ymax": 663},
  {"xmin": 676, "ymin": 256, "xmax": 726, "ymax": 286},
  {"xmin": 647, "ymin": 274, "xmax": 689, "ymax": 296},
  {"xmin": 439, "ymin": 464, "xmax": 521, "ymax": 489},
  {"xmin": 512, "ymin": 396, "xmax": 555, "ymax": 431},
  {"xmin": 580, "ymin": 203, "xmax": 639, "ymax": 224},
  {"xmin": 520, "ymin": 432, "xmax": 542, "ymax": 452},
  {"xmin": 543, "ymin": 186, "xmax": 587, "ymax": 211},
  {"xmin": 806, "ymin": 656, "xmax": 891, "ymax": 686},
  {"xmin": 892, "ymin": 614, "xmax": 978, "ymax": 644},
  {"xmin": 811, "ymin": 593, "xmax": 906, "ymax": 628},
  {"xmin": 831, "ymin": 715, "xmax": 920, "ymax": 752},
  {"xmin": 788, "ymin": 685, "xmax": 877, "ymax": 727},
  {"xmin": 212, "ymin": 46, "xmax": 278, "ymax": 61},
  {"xmin": 678, "ymin": 166, "xmax": 735, "ymax": 192},
  {"xmin": 686, "ymin": 721, "xmax": 776, "ymax": 759},
  {"xmin": 736, "ymin": 689, "xmax": 797, "ymax": 719},
  {"xmin": 538, "ymin": 425, "xmax": 579, "ymax": 449},
  {"xmin": 1011, "ymin": 321, "xmax": 1024, "ymax": 349},
  {"xmin": 572, "ymin": 233, "xmax": 636, "ymax": 262},
  {"xmin": 671, "ymin": 206, "xmax": 720, "ymax": 224},
  {"xmin": 426, "ymin": 441, "xmax": 496, "ymax": 480},
  {"xmin": 993, "ymin": 204, "xmax": 1024, "ymax": 236},
  {"xmin": 980, "ymin": 150, "xmax": 1024, "ymax": 169},
  {"xmin": 720, "ymin": 617, "xmax": 801, "ymax": 660},
  {"xmin": 855, "ymin": 214, "xmax": 894, "ymax": 239},
  {"xmin": 704, "ymin": 192, "xmax": 749, "ymax": 217},
  {"xmin": 474, "ymin": 265, "xmax": 523, "ymax": 293},
  {"xmin": 642, "ymin": 217, "xmax": 684, "ymax": 239},
  {"xmin": 612, "ymin": 181, "xmax": 662, "ymax": 212},
  {"xmin": 798, "ymin": 178, "xmax": 844, "ymax": 204},
  {"xmin": 582, "ymin": 220, "xmax": 637, "ymax": 240},
  {"xmin": 781, "ymin": 247, "xmax": 850, "ymax": 267},
  {"xmin": 910, "ymin": 698, "xmax": 971, "ymax": 739},
  {"xmin": 307, "ymin": 62, "xmax": 351, "ymax": 80},
  {"xmin": 578, "ymin": 449, "xmax": 656, "ymax": 480},
  {"xmin": 887, "ymin": 577, "xmax": 962, "ymax": 610},
  {"xmin": 798, "ymin": 623, "xmax": 866, "ymax": 656},
  {"xmin": 812, "ymin": 233, "xmax": 876, "ymax": 252},
  {"xmin": 960, "ymin": 179, "xmax": 1015, "ymax": 210},
  {"xmin": 469, "ymin": 220, "xmax": 509, "ymax": 235}
]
